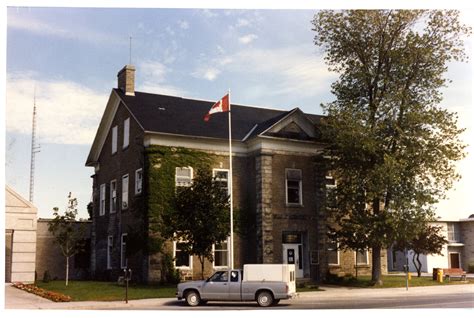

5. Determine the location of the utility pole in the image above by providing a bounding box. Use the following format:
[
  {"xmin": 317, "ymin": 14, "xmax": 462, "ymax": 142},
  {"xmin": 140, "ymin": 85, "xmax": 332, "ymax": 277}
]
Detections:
[{"xmin": 29, "ymin": 88, "xmax": 41, "ymax": 202}]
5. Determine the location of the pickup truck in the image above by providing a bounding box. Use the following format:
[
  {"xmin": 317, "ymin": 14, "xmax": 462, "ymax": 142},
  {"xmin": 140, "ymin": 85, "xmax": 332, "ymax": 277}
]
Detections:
[{"xmin": 176, "ymin": 264, "xmax": 296, "ymax": 307}]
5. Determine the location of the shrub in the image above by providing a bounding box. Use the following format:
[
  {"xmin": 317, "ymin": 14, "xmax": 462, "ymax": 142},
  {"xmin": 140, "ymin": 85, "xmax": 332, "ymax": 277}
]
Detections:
[{"xmin": 161, "ymin": 253, "xmax": 181, "ymax": 284}]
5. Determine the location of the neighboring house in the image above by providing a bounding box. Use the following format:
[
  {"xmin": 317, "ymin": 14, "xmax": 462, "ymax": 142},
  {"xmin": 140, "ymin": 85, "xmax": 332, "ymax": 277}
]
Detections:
[
  {"xmin": 5, "ymin": 186, "xmax": 37, "ymax": 283},
  {"xmin": 85, "ymin": 65, "xmax": 387, "ymax": 283},
  {"xmin": 388, "ymin": 215, "xmax": 474, "ymax": 273},
  {"xmin": 35, "ymin": 218, "xmax": 92, "ymax": 281}
]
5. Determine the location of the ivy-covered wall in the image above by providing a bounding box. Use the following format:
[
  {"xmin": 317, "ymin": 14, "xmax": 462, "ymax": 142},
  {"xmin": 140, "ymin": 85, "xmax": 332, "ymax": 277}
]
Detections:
[{"xmin": 145, "ymin": 145, "xmax": 215, "ymax": 281}]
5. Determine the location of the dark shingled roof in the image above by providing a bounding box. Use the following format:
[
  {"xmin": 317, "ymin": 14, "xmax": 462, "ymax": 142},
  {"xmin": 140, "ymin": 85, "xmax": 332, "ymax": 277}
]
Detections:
[{"xmin": 115, "ymin": 89, "xmax": 323, "ymax": 141}]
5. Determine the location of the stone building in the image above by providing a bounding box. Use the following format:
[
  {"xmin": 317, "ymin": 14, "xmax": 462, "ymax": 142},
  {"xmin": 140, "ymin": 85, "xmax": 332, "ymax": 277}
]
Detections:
[
  {"xmin": 5, "ymin": 186, "xmax": 37, "ymax": 283},
  {"xmin": 86, "ymin": 65, "xmax": 387, "ymax": 283},
  {"xmin": 35, "ymin": 218, "xmax": 92, "ymax": 281}
]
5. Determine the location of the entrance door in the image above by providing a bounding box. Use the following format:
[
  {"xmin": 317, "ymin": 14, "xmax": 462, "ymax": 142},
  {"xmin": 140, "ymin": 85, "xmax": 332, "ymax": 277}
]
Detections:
[
  {"xmin": 283, "ymin": 244, "xmax": 304, "ymax": 278},
  {"xmin": 450, "ymin": 253, "xmax": 460, "ymax": 268}
]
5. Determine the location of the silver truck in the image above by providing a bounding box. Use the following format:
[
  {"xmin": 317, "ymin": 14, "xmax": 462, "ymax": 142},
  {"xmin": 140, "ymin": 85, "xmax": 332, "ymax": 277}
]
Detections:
[{"xmin": 176, "ymin": 264, "xmax": 296, "ymax": 307}]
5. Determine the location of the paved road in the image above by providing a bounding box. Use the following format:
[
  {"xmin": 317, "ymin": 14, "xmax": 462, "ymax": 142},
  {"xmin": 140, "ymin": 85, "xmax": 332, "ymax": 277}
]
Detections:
[{"xmin": 5, "ymin": 283, "xmax": 474, "ymax": 310}]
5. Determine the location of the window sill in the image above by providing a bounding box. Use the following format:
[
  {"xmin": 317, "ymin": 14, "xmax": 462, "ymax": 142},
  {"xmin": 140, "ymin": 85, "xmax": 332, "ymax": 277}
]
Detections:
[{"xmin": 286, "ymin": 203, "xmax": 304, "ymax": 208}]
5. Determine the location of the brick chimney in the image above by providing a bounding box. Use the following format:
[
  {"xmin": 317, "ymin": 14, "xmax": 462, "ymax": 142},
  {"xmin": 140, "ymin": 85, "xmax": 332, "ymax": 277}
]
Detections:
[{"xmin": 117, "ymin": 65, "xmax": 136, "ymax": 96}]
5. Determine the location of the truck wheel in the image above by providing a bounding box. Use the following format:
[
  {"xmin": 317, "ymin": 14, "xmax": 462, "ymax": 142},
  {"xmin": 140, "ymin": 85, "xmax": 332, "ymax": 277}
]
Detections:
[
  {"xmin": 257, "ymin": 291, "xmax": 274, "ymax": 307},
  {"xmin": 185, "ymin": 290, "xmax": 201, "ymax": 306}
]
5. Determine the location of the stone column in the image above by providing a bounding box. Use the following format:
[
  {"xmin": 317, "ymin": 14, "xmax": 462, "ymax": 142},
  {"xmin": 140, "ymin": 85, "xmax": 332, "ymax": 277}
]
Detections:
[
  {"xmin": 256, "ymin": 153, "xmax": 273, "ymax": 263},
  {"xmin": 314, "ymin": 158, "xmax": 328, "ymax": 281}
]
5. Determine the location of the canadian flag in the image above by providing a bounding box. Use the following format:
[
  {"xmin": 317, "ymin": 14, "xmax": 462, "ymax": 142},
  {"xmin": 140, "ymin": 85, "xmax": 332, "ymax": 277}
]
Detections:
[{"xmin": 204, "ymin": 93, "xmax": 230, "ymax": 121}]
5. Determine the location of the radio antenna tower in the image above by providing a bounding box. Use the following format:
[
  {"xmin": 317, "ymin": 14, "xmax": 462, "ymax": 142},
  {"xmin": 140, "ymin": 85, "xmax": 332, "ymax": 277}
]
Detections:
[{"xmin": 29, "ymin": 87, "xmax": 41, "ymax": 202}]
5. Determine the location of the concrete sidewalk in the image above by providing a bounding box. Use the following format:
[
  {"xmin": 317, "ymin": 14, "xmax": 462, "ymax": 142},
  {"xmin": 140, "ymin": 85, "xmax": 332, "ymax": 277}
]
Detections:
[{"xmin": 4, "ymin": 283, "xmax": 474, "ymax": 310}]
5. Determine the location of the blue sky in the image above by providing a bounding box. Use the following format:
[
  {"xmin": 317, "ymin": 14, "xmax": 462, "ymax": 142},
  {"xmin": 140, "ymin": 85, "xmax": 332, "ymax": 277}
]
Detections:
[{"xmin": 4, "ymin": 4, "xmax": 474, "ymax": 221}]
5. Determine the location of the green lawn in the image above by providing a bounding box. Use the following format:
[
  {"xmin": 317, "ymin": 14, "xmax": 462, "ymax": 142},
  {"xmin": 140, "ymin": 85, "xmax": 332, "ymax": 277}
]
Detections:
[
  {"xmin": 35, "ymin": 281, "xmax": 176, "ymax": 301},
  {"xmin": 322, "ymin": 275, "xmax": 473, "ymax": 288},
  {"xmin": 35, "ymin": 275, "xmax": 472, "ymax": 301}
]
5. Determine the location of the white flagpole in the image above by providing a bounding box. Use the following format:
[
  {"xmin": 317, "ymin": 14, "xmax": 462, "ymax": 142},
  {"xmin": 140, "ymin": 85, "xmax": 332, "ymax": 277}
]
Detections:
[{"xmin": 228, "ymin": 89, "xmax": 234, "ymax": 270}]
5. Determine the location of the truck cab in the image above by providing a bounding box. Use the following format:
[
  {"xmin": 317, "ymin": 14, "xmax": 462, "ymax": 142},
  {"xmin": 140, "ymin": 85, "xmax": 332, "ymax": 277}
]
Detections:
[
  {"xmin": 200, "ymin": 270, "xmax": 242, "ymax": 301},
  {"xmin": 176, "ymin": 264, "xmax": 296, "ymax": 307}
]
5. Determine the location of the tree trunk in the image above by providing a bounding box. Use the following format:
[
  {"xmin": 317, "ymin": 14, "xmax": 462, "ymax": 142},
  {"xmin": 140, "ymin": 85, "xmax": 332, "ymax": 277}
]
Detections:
[
  {"xmin": 415, "ymin": 253, "xmax": 422, "ymax": 277},
  {"xmin": 200, "ymin": 256, "xmax": 205, "ymax": 280},
  {"xmin": 355, "ymin": 249, "xmax": 358, "ymax": 279},
  {"xmin": 66, "ymin": 256, "xmax": 69, "ymax": 286},
  {"xmin": 371, "ymin": 245, "xmax": 383, "ymax": 285}
]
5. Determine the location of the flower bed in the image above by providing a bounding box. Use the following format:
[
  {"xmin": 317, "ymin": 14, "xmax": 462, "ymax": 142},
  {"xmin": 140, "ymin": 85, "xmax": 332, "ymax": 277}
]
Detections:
[{"xmin": 13, "ymin": 283, "xmax": 72, "ymax": 302}]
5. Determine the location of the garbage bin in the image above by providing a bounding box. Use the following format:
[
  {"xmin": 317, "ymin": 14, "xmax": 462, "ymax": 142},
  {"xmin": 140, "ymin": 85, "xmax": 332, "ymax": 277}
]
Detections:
[{"xmin": 433, "ymin": 268, "xmax": 439, "ymax": 280}]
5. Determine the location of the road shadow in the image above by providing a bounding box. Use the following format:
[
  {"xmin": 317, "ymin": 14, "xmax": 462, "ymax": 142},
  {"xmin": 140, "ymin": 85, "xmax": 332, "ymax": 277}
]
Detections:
[{"xmin": 162, "ymin": 300, "xmax": 291, "ymax": 309}]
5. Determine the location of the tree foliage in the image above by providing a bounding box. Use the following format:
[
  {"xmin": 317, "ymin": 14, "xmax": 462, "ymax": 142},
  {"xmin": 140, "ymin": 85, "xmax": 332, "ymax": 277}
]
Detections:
[
  {"xmin": 161, "ymin": 170, "xmax": 231, "ymax": 279},
  {"xmin": 48, "ymin": 193, "xmax": 86, "ymax": 286},
  {"xmin": 312, "ymin": 10, "xmax": 470, "ymax": 284}
]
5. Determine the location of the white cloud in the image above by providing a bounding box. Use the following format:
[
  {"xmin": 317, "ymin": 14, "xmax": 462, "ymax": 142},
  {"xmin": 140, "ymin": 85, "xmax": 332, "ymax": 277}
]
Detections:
[
  {"xmin": 165, "ymin": 26, "xmax": 175, "ymax": 36},
  {"xmin": 138, "ymin": 60, "xmax": 187, "ymax": 96},
  {"xmin": 236, "ymin": 18, "xmax": 250, "ymax": 27},
  {"xmin": 8, "ymin": 14, "xmax": 121, "ymax": 46},
  {"xmin": 192, "ymin": 67, "xmax": 221, "ymax": 81},
  {"xmin": 6, "ymin": 72, "xmax": 106, "ymax": 145},
  {"xmin": 238, "ymin": 34, "xmax": 258, "ymax": 44},
  {"xmin": 200, "ymin": 9, "xmax": 218, "ymax": 18},
  {"xmin": 223, "ymin": 45, "xmax": 337, "ymax": 98},
  {"xmin": 178, "ymin": 20, "xmax": 189, "ymax": 30}
]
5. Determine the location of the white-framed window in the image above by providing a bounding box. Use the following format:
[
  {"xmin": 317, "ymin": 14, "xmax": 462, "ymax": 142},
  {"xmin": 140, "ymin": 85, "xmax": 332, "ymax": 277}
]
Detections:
[
  {"xmin": 285, "ymin": 168, "xmax": 302, "ymax": 205},
  {"xmin": 173, "ymin": 241, "xmax": 192, "ymax": 269},
  {"xmin": 122, "ymin": 174, "xmax": 129, "ymax": 210},
  {"xmin": 110, "ymin": 180, "xmax": 117, "ymax": 213},
  {"xmin": 213, "ymin": 239, "xmax": 229, "ymax": 268},
  {"xmin": 175, "ymin": 167, "xmax": 193, "ymax": 187},
  {"xmin": 123, "ymin": 117, "xmax": 130, "ymax": 149},
  {"xmin": 327, "ymin": 240, "xmax": 339, "ymax": 265},
  {"xmin": 355, "ymin": 249, "xmax": 369, "ymax": 265},
  {"xmin": 120, "ymin": 233, "xmax": 128, "ymax": 269},
  {"xmin": 135, "ymin": 168, "xmax": 143, "ymax": 195},
  {"xmin": 99, "ymin": 183, "xmax": 106, "ymax": 216},
  {"xmin": 325, "ymin": 170, "xmax": 337, "ymax": 209},
  {"xmin": 107, "ymin": 235, "xmax": 113, "ymax": 269},
  {"xmin": 112, "ymin": 125, "xmax": 118, "ymax": 154},
  {"xmin": 447, "ymin": 223, "xmax": 460, "ymax": 242},
  {"xmin": 213, "ymin": 169, "xmax": 230, "ymax": 195}
]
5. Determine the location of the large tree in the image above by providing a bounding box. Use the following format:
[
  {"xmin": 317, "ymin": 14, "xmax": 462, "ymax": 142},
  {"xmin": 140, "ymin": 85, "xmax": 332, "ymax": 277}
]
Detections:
[
  {"xmin": 162, "ymin": 170, "xmax": 231, "ymax": 279},
  {"xmin": 312, "ymin": 10, "xmax": 470, "ymax": 284},
  {"xmin": 48, "ymin": 193, "xmax": 86, "ymax": 286}
]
